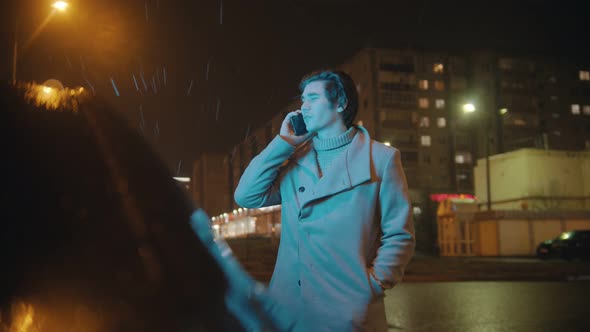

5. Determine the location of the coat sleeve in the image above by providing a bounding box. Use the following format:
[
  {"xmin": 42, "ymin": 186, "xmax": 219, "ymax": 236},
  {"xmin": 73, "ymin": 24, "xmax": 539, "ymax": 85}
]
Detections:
[
  {"xmin": 370, "ymin": 148, "xmax": 415, "ymax": 291},
  {"xmin": 234, "ymin": 135, "xmax": 296, "ymax": 209}
]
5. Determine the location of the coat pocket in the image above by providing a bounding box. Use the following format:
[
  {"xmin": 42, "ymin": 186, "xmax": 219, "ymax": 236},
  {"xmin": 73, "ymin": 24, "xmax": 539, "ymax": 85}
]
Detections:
[{"xmin": 367, "ymin": 268, "xmax": 384, "ymax": 300}]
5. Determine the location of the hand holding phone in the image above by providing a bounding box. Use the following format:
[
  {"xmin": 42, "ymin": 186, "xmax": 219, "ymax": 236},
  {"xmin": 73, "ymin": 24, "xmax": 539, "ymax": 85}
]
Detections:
[
  {"xmin": 279, "ymin": 111, "xmax": 312, "ymax": 146},
  {"xmin": 289, "ymin": 113, "xmax": 308, "ymax": 136}
]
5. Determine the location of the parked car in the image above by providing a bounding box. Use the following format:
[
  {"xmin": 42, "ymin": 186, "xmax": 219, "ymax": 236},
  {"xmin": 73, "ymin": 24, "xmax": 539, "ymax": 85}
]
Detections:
[{"xmin": 536, "ymin": 230, "xmax": 590, "ymax": 261}]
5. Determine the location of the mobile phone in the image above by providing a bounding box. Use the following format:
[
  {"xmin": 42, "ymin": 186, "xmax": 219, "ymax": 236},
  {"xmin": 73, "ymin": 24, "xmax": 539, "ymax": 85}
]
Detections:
[{"xmin": 289, "ymin": 113, "xmax": 308, "ymax": 136}]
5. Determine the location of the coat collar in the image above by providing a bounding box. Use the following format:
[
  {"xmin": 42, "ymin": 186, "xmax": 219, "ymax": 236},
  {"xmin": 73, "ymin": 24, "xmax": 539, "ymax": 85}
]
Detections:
[{"xmin": 291, "ymin": 125, "xmax": 372, "ymax": 203}]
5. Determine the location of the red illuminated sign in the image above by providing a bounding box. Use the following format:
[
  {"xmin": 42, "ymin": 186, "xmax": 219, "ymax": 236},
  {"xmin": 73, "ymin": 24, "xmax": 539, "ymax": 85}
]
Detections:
[{"xmin": 429, "ymin": 193, "xmax": 476, "ymax": 202}]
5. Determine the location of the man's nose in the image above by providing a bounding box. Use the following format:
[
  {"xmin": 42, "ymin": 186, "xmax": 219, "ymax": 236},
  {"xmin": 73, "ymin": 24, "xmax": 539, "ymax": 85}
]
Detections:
[{"xmin": 301, "ymin": 101, "xmax": 310, "ymax": 112}]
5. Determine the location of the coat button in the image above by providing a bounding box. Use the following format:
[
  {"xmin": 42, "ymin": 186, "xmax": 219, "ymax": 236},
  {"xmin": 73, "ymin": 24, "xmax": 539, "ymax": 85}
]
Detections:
[
  {"xmin": 298, "ymin": 280, "xmax": 301, "ymax": 286},
  {"xmin": 298, "ymin": 186, "xmax": 305, "ymax": 192}
]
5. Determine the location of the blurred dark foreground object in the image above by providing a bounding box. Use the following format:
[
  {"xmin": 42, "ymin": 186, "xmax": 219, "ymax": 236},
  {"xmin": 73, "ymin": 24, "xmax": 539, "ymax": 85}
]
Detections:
[{"xmin": 0, "ymin": 83, "xmax": 294, "ymax": 331}]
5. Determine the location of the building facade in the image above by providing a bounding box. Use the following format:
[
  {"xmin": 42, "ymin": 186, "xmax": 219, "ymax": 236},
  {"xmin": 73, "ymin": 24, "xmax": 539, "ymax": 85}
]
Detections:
[
  {"xmin": 474, "ymin": 148, "xmax": 590, "ymax": 211},
  {"xmin": 192, "ymin": 153, "xmax": 232, "ymax": 216}
]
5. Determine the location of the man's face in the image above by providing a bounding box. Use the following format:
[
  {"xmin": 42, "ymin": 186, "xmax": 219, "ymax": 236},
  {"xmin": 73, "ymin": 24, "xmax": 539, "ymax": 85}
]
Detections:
[{"xmin": 300, "ymin": 80, "xmax": 342, "ymax": 133}]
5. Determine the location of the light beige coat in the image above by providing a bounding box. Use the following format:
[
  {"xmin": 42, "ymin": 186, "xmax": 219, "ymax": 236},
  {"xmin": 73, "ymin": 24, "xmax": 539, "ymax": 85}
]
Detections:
[{"xmin": 235, "ymin": 126, "xmax": 415, "ymax": 331}]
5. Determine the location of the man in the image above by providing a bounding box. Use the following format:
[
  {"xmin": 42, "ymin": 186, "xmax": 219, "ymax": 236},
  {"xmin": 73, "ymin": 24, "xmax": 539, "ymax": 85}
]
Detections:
[{"xmin": 234, "ymin": 70, "xmax": 415, "ymax": 331}]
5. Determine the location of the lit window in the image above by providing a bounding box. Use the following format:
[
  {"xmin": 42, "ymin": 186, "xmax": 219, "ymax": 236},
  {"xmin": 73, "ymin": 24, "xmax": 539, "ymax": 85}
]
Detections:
[
  {"xmin": 433, "ymin": 63, "xmax": 444, "ymax": 74},
  {"xmin": 434, "ymin": 80, "xmax": 445, "ymax": 91},
  {"xmin": 419, "ymin": 116, "xmax": 430, "ymax": 128},
  {"xmin": 435, "ymin": 99, "xmax": 445, "ymax": 109},
  {"xmin": 583, "ymin": 105, "xmax": 590, "ymax": 115},
  {"xmin": 571, "ymin": 104, "xmax": 581, "ymax": 115},
  {"xmin": 455, "ymin": 152, "xmax": 472, "ymax": 164},
  {"xmin": 418, "ymin": 80, "xmax": 429, "ymax": 90},
  {"xmin": 437, "ymin": 117, "xmax": 446, "ymax": 128},
  {"xmin": 421, "ymin": 135, "xmax": 431, "ymax": 146},
  {"xmin": 579, "ymin": 70, "xmax": 590, "ymax": 81},
  {"xmin": 550, "ymin": 95, "xmax": 558, "ymax": 101},
  {"xmin": 419, "ymin": 98, "xmax": 429, "ymax": 109}
]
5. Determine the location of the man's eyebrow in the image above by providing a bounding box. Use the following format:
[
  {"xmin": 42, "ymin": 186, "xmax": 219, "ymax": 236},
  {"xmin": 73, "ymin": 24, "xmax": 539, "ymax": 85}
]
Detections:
[{"xmin": 301, "ymin": 92, "xmax": 320, "ymax": 99}]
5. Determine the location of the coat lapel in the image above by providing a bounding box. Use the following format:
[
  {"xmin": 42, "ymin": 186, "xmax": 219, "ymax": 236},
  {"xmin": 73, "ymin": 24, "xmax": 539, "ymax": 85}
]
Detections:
[
  {"xmin": 294, "ymin": 126, "xmax": 372, "ymax": 208},
  {"xmin": 291, "ymin": 140, "xmax": 320, "ymax": 180}
]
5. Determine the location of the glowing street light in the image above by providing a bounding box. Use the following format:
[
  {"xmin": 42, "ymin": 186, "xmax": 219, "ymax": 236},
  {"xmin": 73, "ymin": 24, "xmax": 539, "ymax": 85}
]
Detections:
[
  {"xmin": 462, "ymin": 103, "xmax": 476, "ymax": 113},
  {"xmin": 51, "ymin": 1, "xmax": 69, "ymax": 11}
]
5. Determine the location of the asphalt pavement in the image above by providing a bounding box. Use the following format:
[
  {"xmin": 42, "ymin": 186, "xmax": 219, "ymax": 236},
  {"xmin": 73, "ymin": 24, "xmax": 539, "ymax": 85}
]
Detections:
[
  {"xmin": 383, "ymin": 281, "xmax": 590, "ymax": 331},
  {"xmin": 404, "ymin": 253, "xmax": 590, "ymax": 282},
  {"xmin": 225, "ymin": 237, "xmax": 590, "ymax": 283}
]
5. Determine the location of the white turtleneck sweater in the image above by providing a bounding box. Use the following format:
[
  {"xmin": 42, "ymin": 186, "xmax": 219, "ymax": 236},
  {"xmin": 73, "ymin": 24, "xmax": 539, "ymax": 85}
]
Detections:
[{"xmin": 312, "ymin": 126, "xmax": 357, "ymax": 178}]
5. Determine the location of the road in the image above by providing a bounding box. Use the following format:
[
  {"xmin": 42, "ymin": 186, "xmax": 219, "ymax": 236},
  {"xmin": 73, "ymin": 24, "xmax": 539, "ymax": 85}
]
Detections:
[{"xmin": 384, "ymin": 281, "xmax": 590, "ymax": 331}]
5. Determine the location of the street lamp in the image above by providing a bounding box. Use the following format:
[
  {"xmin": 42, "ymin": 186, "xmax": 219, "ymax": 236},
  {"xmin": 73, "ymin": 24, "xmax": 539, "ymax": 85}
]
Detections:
[
  {"xmin": 462, "ymin": 103, "xmax": 476, "ymax": 113},
  {"xmin": 462, "ymin": 103, "xmax": 506, "ymax": 211},
  {"xmin": 51, "ymin": 1, "xmax": 69, "ymax": 11},
  {"xmin": 11, "ymin": 1, "xmax": 69, "ymax": 84}
]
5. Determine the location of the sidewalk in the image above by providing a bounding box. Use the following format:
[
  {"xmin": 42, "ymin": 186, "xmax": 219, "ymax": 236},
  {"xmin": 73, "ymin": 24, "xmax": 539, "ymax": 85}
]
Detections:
[{"xmin": 225, "ymin": 238, "xmax": 590, "ymax": 283}]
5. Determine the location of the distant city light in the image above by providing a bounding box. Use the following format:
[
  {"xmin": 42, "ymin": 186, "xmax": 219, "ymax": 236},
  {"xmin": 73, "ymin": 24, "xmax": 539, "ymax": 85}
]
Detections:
[
  {"xmin": 499, "ymin": 108, "xmax": 508, "ymax": 115},
  {"xmin": 384, "ymin": 141, "xmax": 391, "ymax": 146},
  {"xmin": 19, "ymin": 81, "xmax": 86, "ymax": 111},
  {"xmin": 173, "ymin": 177, "xmax": 190, "ymax": 182}
]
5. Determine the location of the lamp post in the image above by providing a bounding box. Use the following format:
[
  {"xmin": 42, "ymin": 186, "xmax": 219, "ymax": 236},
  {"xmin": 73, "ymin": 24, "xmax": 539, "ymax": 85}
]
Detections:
[
  {"xmin": 11, "ymin": 1, "xmax": 69, "ymax": 84},
  {"xmin": 11, "ymin": 21, "xmax": 18, "ymax": 84},
  {"xmin": 462, "ymin": 103, "xmax": 505, "ymax": 211}
]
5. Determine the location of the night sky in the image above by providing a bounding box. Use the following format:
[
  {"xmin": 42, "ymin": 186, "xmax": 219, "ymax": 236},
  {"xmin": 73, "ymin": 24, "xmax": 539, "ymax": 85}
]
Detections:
[{"xmin": 2, "ymin": 0, "xmax": 589, "ymax": 175}]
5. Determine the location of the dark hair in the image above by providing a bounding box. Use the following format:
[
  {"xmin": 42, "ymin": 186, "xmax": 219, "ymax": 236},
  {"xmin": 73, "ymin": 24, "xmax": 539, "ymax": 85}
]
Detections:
[{"xmin": 299, "ymin": 70, "xmax": 358, "ymax": 128}]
